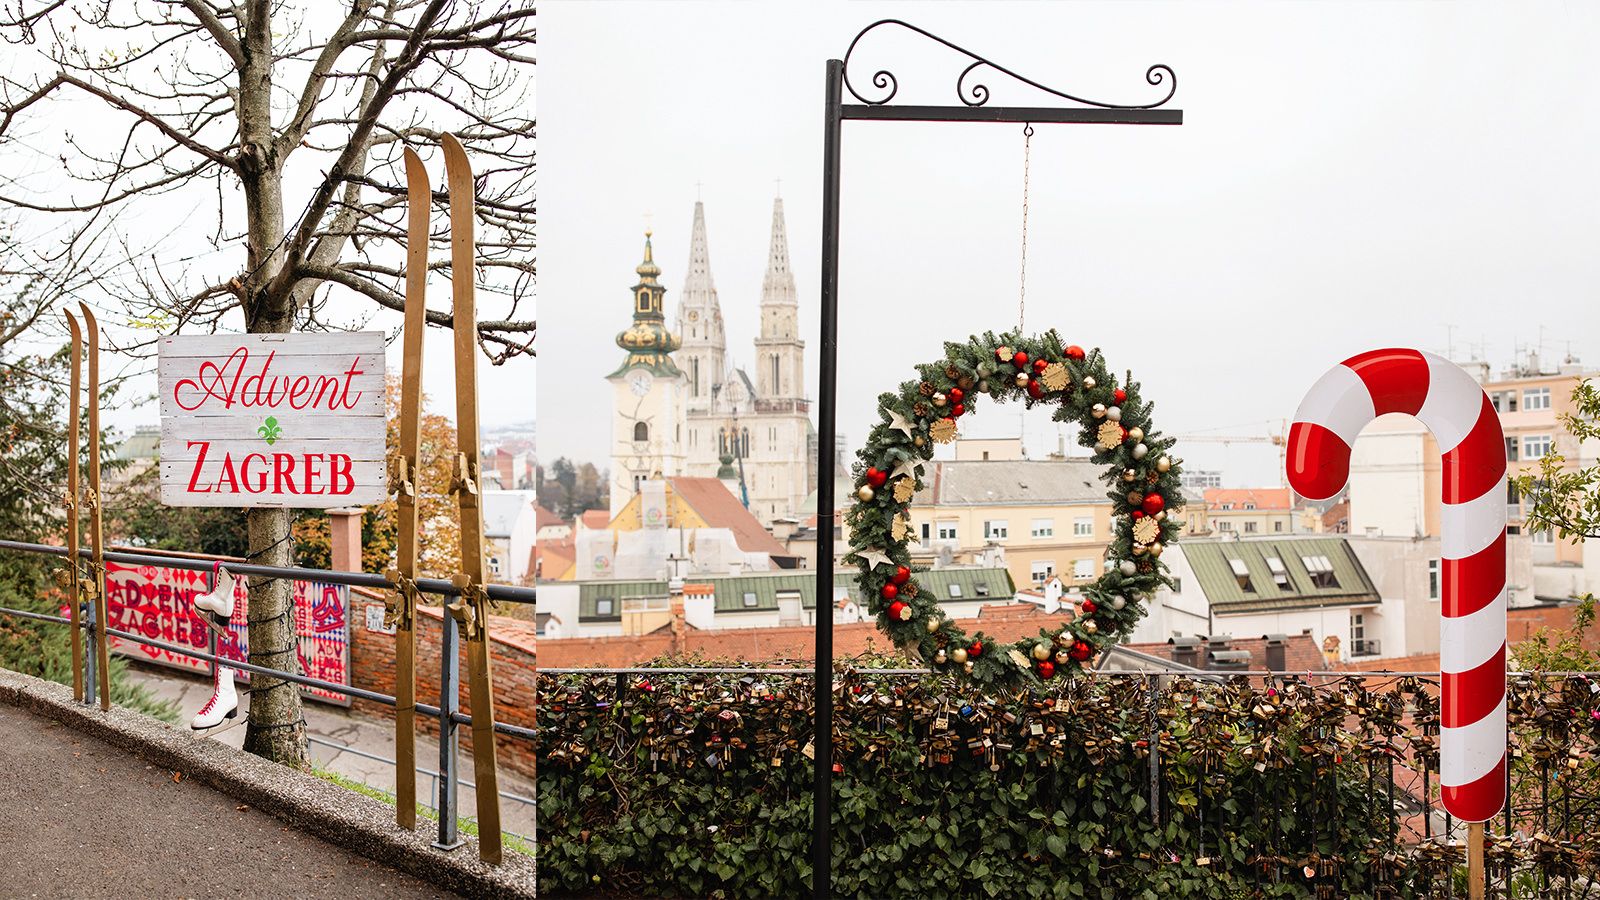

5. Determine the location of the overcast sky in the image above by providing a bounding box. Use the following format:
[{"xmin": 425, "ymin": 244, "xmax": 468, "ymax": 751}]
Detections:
[{"xmin": 540, "ymin": 1, "xmax": 1600, "ymax": 486}]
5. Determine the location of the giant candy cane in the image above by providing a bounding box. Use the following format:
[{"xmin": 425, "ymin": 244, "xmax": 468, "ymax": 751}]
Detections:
[{"xmin": 1287, "ymin": 348, "xmax": 1507, "ymax": 823}]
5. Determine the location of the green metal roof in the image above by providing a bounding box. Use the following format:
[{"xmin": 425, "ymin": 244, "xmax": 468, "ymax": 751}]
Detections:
[
  {"xmin": 577, "ymin": 567, "xmax": 1015, "ymax": 621},
  {"xmin": 1183, "ymin": 538, "xmax": 1378, "ymax": 615}
]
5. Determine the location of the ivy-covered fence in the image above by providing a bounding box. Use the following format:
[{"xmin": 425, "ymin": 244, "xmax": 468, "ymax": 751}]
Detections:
[{"xmin": 537, "ymin": 664, "xmax": 1600, "ymax": 899}]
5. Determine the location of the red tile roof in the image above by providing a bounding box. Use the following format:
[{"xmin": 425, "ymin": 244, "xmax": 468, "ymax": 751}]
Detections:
[
  {"xmin": 534, "ymin": 503, "xmax": 565, "ymax": 529},
  {"xmin": 1203, "ymin": 488, "xmax": 1292, "ymax": 511},
  {"xmin": 535, "ymin": 535, "xmax": 575, "ymax": 580},
  {"xmin": 579, "ymin": 509, "xmax": 611, "ymax": 530},
  {"xmin": 670, "ymin": 477, "xmax": 793, "ymax": 560}
]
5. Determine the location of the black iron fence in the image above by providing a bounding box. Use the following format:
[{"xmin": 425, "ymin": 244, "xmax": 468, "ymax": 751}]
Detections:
[
  {"xmin": 537, "ymin": 665, "xmax": 1600, "ymax": 899},
  {"xmin": 0, "ymin": 538, "xmax": 535, "ymax": 855}
]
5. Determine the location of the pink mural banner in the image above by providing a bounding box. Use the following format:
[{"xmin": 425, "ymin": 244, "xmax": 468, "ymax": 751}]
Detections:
[{"xmin": 101, "ymin": 559, "xmax": 351, "ymax": 705}]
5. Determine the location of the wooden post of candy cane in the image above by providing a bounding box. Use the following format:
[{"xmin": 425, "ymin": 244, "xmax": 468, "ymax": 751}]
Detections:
[{"xmin": 1286, "ymin": 348, "xmax": 1507, "ymax": 893}]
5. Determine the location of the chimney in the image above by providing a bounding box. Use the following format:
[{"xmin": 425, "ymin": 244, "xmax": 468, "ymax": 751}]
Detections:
[
  {"xmin": 1204, "ymin": 634, "xmax": 1250, "ymax": 670},
  {"xmin": 669, "ymin": 595, "xmax": 688, "ymax": 655},
  {"xmin": 1169, "ymin": 636, "xmax": 1202, "ymax": 669},
  {"xmin": 1262, "ymin": 633, "xmax": 1287, "ymax": 672}
]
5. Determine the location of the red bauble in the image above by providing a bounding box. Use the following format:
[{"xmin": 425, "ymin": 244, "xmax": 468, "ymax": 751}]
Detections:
[
  {"xmin": 1065, "ymin": 345, "xmax": 1086, "ymax": 361},
  {"xmin": 887, "ymin": 600, "xmax": 911, "ymax": 621},
  {"xmin": 1114, "ymin": 388, "xmax": 1126, "ymax": 404},
  {"xmin": 1012, "ymin": 351, "xmax": 1029, "ymax": 369},
  {"xmin": 1081, "ymin": 599, "xmax": 1097, "ymax": 614},
  {"xmin": 1032, "ymin": 358, "xmax": 1049, "ymax": 373},
  {"xmin": 1037, "ymin": 660, "xmax": 1056, "ymax": 679},
  {"xmin": 948, "ymin": 387, "xmax": 965, "ymax": 404},
  {"xmin": 892, "ymin": 565, "xmax": 911, "ymax": 585},
  {"xmin": 1131, "ymin": 510, "xmax": 1145, "ymax": 520},
  {"xmin": 952, "ymin": 403, "xmax": 966, "ymax": 417},
  {"xmin": 1070, "ymin": 640, "xmax": 1093, "ymax": 662},
  {"xmin": 865, "ymin": 467, "xmax": 888, "ymax": 488},
  {"xmin": 880, "ymin": 583, "xmax": 898, "ymax": 600},
  {"xmin": 1142, "ymin": 494, "xmax": 1165, "ymax": 516},
  {"xmin": 968, "ymin": 640, "xmax": 984, "ymax": 658},
  {"xmin": 1026, "ymin": 381, "xmax": 1044, "ymax": 400}
]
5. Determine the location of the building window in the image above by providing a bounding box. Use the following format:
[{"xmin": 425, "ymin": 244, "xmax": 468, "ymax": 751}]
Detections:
[
  {"xmin": 1428, "ymin": 559, "xmax": 1439, "ymax": 599},
  {"xmin": 1505, "ymin": 436, "xmax": 1518, "ymax": 461},
  {"xmin": 1351, "ymin": 613, "xmax": 1367, "ymax": 649},
  {"xmin": 1072, "ymin": 559, "xmax": 1094, "ymax": 580},
  {"xmin": 1265, "ymin": 556, "xmax": 1290, "ymax": 589},
  {"xmin": 1243, "ymin": 503, "xmax": 1256, "ymax": 511},
  {"xmin": 633, "ymin": 421, "xmax": 649, "ymax": 443},
  {"xmin": 947, "ymin": 583, "xmax": 963, "ymax": 598},
  {"xmin": 690, "ymin": 358, "xmax": 700, "ymax": 396},
  {"xmin": 489, "ymin": 556, "xmax": 502, "ymax": 576},
  {"xmin": 1273, "ymin": 520, "xmax": 1284, "ymax": 533},
  {"xmin": 1220, "ymin": 503, "xmax": 1234, "ymax": 511},
  {"xmin": 1507, "ymin": 480, "xmax": 1522, "ymax": 507},
  {"xmin": 1031, "ymin": 518, "xmax": 1054, "ymax": 538},
  {"xmin": 1523, "ymin": 387, "xmax": 1551, "ymax": 411},
  {"xmin": 595, "ymin": 597, "xmax": 615, "ymax": 617},
  {"xmin": 1169, "ymin": 577, "xmax": 1182, "ymax": 593},
  {"xmin": 1218, "ymin": 521, "xmax": 1235, "ymax": 532},
  {"xmin": 1523, "ymin": 435, "xmax": 1552, "ymax": 460},
  {"xmin": 1494, "ymin": 391, "xmax": 1518, "ymax": 412},
  {"xmin": 975, "ymin": 583, "xmax": 990, "ymax": 596},
  {"xmin": 983, "ymin": 520, "xmax": 1009, "ymax": 540},
  {"xmin": 1244, "ymin": 521, "xmax": 1258, "ymax": 533},
  {"xmin": 921, "ymin": 522, "xmax": 931, "ymax": 542},
  {"xmin": 742, "ymin": 591, "xmax": 759, "ymax": 608},
  {"xmin": 1030, "ymin": 561, "xmax": 1055, "ymax": 587},
  {"xmin": 1302, "ymin": 554, "xmax": 1340, "ymax": 589},
  {"xmin": 772, "ymin": 356, "xmax": 780, "ymax": 391},
  {"xmin": 1228, "ymin": 558, "xmax": 1254, "ymax": 592},
  {"xmin": 1531, "ymin": 529, "xmax": 1554, "ymax": 545},
  {"xmin": 1073, "ymin": 517, "xmax": 1093, "ymax": 537},
  {"xmin": 937, "ymin": 522, "xmax": 958, "ymax": 541}
]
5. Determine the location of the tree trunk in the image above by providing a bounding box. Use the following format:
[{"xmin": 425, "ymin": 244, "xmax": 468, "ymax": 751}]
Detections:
[{"xmin": 236, "ymin": 0, "xmax": 308, "ymax": 769}]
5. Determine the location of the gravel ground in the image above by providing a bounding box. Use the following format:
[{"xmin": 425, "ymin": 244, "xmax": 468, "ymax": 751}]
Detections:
[{"xmin": 0, "ymin": 703, "xmax": 457, "ymax": 899}]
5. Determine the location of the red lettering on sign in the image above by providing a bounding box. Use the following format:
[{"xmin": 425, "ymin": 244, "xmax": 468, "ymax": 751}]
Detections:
[
  {"xmin": 273, "ymin": 453, "xmax": 298, "ymax": 494},
  {"xmin": 240, "ymin": 453, "xmax": 268, "ymax": 493},
  {"xmin": 303, "ymin": 454, "xmax": 324, "ymax": 494},
  {"xmin": 172, "ymin": 347, "xmax": 366, "ymax": 413},
  {"xmin": 186, "ymin": 441, "xmax": 211, "ymax": 492},
  {"xmin": 329, "ymin": 455, "xmax": 353, "ymax": 495}
]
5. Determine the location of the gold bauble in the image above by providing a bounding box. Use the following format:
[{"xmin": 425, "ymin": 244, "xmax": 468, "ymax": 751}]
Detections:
[
  {"xmin": 1156, "ymin": 455, "xmax": 1172, "ymax": 473},
  {"xmin": 1015, "ymin": 373, "xmax": 1030, "ymax": 387},
  {"xmin": 1127, "ymin": 427, "xmax": 1144, "ymax": 443},
  {"xmin": 1055, "ymin": 649, "xmax": 1071, "ymax": 665},
  {"xmin": 933, "ymin": 392, "xmax": 947, "ymax": 407},
  {"xmin": 1132, "ymin": 542, "xmax": 1147, "ymax": 556},
  {"xmin": 914, "ymin": 435, "xmax": 926, "ymax": 447},
  {"xmin": 926, "ymin": 617, "xmax": 941, "ymax": 633},
  {"xmin": 1032, "ymin": 642, "xmax": 1051, "ymax": 661},
  {"xmin": 963, "ymin": 661, "xmax": 975, "ymax": 674},
  {"xmin": 951, "ymin": 647, "xmax": 969, "ymax": 664},
  {"xmin": 857, "ymin": 485, "xmax": 875, "ymax": 502},
  {"xmin": 1150, "ymin": 542, "xmax": 1165, "ymax": 558},
  {"xmin": 1092, "ymin": 403, "xmax": 1107, "ymax": 419},
  {"xmin": 1084, "ymin": 620, "xmax": 1098, "ymax": 635},
  {"xmin": 1082, "ymin": 376, "xmax": 1097, "ymax": 390},
  {"xmin": 934, "ymin": 649, "xmax": 947, "ymax": 664},
  {"xmin": 1057, "ymin": 629, "xmax": 1073, "ymax": 646},
  {"xmin": 1122, "ymin": 468, "xmax": 1137, "ymax": 483}
]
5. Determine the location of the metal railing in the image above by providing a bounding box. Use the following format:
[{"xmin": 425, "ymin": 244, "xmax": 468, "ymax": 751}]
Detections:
[{"xmin": 0, "ymin": 538, "xmax": 536, "ymax": 857}]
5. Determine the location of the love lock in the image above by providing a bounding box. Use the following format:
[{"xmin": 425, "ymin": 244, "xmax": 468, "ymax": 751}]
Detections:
[
  {"xmin": 446, "ymin": 573, "xmax": 487, "ymax": 641},
  {"xmin": 382, "ymin": 566, "xmax": 418, "ymax": 632}
]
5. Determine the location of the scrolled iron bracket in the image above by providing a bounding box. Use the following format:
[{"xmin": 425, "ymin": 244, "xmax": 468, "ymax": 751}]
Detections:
[{"xmin": 842, "ymin": 19, "xmax": 1177, "ymax": 110}]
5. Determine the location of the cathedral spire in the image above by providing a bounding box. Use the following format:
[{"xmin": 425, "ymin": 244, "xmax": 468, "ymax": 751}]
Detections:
[
  {"xmin": 677, "ymin": 199, "xmax": 726, "ymax": 411},
  {"xmin": 761, "ymin": 197, "xmax": 798, "ymax": 307}
]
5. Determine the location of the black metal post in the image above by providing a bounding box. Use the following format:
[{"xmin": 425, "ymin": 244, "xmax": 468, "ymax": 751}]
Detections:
[
  {"xmin": 812, "ymin": 56, "xmax": 844, "ymax": 900},
  {"xmin": 434, "ymin": 608, "xmax": 464, "ymax": 850}
]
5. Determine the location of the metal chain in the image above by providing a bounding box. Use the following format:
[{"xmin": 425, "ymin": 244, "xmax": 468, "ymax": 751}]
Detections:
[{"xmin": 1019, "ymin": 123, "xmax": 1033, "ymax": 331}]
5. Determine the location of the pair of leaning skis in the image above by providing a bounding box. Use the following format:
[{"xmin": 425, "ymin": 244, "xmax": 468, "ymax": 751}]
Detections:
[{"xmin": 65, "ymin": 136, "xmax": 504, "ymax": 863}]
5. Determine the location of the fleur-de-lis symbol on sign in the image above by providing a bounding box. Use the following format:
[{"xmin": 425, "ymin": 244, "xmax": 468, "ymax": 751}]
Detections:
[{"xmin": 258, "ymin": 416, "xmax": 283, "ymax": 445}]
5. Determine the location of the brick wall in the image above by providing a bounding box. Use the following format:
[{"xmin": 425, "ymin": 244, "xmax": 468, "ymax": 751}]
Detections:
[{"xmin": 347, "ymin": 588, "xmax": 537, "ymax": 779}]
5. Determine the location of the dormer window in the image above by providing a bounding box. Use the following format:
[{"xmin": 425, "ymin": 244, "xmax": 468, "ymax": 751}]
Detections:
[{"xmin": 1228, "ymin": 558, "xmax": 1254, "ymax": 592}]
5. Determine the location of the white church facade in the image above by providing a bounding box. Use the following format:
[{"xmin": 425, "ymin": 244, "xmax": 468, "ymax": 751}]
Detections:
[{"xmin": 609, "ymin": 198, "xmax": 815, "ymax": 525}]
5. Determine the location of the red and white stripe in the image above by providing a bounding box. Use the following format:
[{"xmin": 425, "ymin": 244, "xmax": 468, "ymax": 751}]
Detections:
[{"xmin": 1286, "ymin": 348, "xmax": 1506, "ymax": 823}]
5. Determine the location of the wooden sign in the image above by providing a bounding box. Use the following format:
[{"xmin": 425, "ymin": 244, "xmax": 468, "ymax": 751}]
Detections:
[{"xmin": 158, "ymin": 332, "xmax": 387, "ymax": 507}]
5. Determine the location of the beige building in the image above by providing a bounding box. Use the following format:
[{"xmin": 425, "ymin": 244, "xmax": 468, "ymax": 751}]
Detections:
[
  {"xmin": 1200, "ymin": 488, "xmax": 1300, "ymax": 537},
  {"xmin": 907, "ymin": 457, "xmax": 1114, "ymax": 592},
  {"xmin": 1486, "ymin": 360, "xmax": 1594, "ymax": 567}
]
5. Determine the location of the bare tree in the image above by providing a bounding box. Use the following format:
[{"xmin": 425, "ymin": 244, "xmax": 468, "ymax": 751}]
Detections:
[{"xmin": 0, "ymin": 0, "xmax": 535, "ymax": 766}]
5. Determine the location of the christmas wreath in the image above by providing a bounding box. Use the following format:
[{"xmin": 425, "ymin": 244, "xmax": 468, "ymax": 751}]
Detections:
[{"xmin": 846, "ymin": 329, "xmax": 1182, "ymax": 686}]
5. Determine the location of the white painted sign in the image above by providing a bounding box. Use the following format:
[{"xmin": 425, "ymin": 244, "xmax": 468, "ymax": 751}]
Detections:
[
  {"xmin": 364, "ymin": 603, "xmax": 396, "ymax": 635},
  {"xmin": 158, "ymin": 332, "xmax": 388, "ymax": 508}
]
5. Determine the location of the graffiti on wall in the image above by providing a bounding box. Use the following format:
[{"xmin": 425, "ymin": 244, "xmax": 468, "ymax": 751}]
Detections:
[{"xmin": 102, "ymin": 559, "xmax": 351, "ymax": 705}]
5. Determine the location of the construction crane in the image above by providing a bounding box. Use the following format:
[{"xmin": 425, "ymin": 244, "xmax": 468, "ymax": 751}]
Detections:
[{"xmin": 1173, "ymin": 421, "xmax": 1289, "ymax": 489}]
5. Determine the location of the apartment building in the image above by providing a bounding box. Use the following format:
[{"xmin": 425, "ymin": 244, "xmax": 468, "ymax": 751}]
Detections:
[{"xmin": 1201, "ymin": 488, "xmax": 1297, "ymax": 537}]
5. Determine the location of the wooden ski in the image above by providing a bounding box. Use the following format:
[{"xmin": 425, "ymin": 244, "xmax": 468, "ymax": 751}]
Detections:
[
  {"xmin": 383, "ymin": 145, "xmax": 432, "ymax": 831},
  {"xmin": 80, "ymin": 302, "xmax": 110, "ymax": 712},
  {"xmin": 62, "ymin": 309, "xmax": 85, "ymax": 702},
  {"xmin": 441, "ymin": 132, "xmax": 502, "ymax": 865}
]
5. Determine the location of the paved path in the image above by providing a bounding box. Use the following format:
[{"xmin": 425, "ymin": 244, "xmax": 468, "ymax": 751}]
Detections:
[
  {"xmin": 0, "ymin": 703, "xmax": 457, "ymax": 899},
  {"xmin": 124, "ymin": 662, "xmax": 538, "ymax": 839}
]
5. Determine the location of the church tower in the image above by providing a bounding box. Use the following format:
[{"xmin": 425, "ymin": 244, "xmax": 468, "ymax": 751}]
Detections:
[
  {"xmin": 754, "ymin": 196, "xmax": 805, "ymax": 402},
  {"xmin": 607, "ymin": 233, "xmax": 687, "ymax": 516},
  {"xmin": 674, "ymin": 201, "xmax": 726, "ymax": 413}
]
